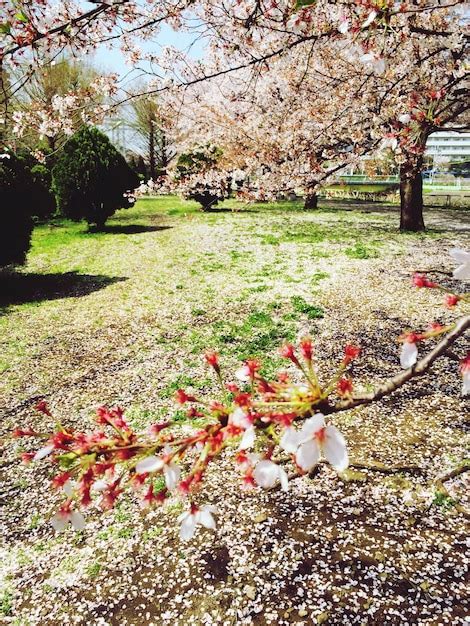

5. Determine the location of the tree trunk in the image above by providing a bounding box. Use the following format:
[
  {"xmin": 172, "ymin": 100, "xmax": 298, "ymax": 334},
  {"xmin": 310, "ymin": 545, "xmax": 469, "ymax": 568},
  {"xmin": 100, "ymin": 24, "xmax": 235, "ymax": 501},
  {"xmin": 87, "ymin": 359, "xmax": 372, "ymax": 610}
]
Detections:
[
  {"xmin": 304, "ymin": 192, "xmax": 318, "ymax": 210},
  {"xmin": 47, "ymin": 135, "xmax": 56, "ymax": 152},
  {"xmin": 149, "ymin": 121, "xmax": 156, "ymax": 180},
  {"xmin": 159, "ymin": 132, "xmax": 168, "ymax": 177},
  {"xmin": 399, "ymin": 166, "xmax": 425, "ymax": 232}
]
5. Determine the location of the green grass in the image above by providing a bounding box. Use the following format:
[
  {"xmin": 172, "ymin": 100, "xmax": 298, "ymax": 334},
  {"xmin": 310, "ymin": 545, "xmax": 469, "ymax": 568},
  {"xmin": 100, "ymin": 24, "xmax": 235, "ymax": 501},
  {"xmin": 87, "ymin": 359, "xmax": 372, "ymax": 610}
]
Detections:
[
  {"xmin": 290, "ymin": 296, "xmax": 324, "ymax": 319},
  {"xmin": 344, "ymin": 243, "xmax": 380, "ymax": 259},
  {"xmin": 0, "ymin": 195, "xmax": 455, "ymax": 401},
  {"xmin": 0, "ymin": 589, "xmax": 13, "ymax": 617}
]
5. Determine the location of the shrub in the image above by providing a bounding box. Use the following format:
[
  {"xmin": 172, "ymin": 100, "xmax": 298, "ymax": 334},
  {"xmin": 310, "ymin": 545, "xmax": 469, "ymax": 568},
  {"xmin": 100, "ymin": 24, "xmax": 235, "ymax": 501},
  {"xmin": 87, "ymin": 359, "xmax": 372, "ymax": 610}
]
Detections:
[
  {"xmin": 30, "ymin": 163, "xmax": 56, "ymax": 220},
  {"xmin": 15, "ymin": 149, "xmax": 56, "ymax": 221},
  {"xmin": 174, "ymin": 145, "xmax": 230, "ymax": 211},
  {"xmin": 52, "ymin": 127, "xmax": 140, "ymax": 229},
  {"xmin": 0, "ymin": 152, "xmax": 34, "ymax": 267}
]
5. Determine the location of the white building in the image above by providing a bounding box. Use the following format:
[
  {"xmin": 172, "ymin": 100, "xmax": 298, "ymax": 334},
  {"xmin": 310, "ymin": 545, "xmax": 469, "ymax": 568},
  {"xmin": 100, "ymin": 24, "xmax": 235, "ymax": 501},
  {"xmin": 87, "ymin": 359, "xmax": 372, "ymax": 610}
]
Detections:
[{"xmin": 425, "ymin": 131, "xmax": 470, "ymax": 163}]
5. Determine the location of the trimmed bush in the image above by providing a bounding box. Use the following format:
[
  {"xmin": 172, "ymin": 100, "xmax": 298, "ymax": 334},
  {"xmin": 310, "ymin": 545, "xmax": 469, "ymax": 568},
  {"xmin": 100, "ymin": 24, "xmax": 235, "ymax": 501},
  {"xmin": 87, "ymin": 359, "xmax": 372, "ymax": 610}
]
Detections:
[
  {"xmin": 14, "ymin": 150, "xmax": 56, "ymax": 220},
  {"xmin": 0, "ymin": 153, "xmax": 34, "ymax": 267},
  {"xmin": 30, "ymin": 163, "xmax": 56, "ymax": 220},
  {"xmin": 52, "ymin": 127, "xmax": 140, "ymax": 229},
  {"xmin": 174, "ymin": 145, "xmax": 229, "ymax": 211}
]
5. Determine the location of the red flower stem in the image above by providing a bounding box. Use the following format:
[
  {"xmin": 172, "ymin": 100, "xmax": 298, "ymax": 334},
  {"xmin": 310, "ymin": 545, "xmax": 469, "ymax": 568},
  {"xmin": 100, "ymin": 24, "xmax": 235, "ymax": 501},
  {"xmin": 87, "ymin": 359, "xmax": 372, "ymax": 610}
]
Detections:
[{"xmin": 321, "ymin": 362, "xmax": 347, "ymax": 399}]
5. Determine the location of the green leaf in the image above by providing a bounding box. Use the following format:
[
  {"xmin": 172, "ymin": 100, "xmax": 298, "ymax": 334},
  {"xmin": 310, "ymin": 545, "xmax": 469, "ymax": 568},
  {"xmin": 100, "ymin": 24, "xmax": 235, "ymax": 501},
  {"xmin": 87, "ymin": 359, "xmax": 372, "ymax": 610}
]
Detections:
[
  {"xmin": 56, "ymin": 452, "xmax": 78, "ymax": 469},
  {"xmin": 294, "ymin": 0, "xmax": 316, "ymax": 9},
  {"xmin": 0, "ymin": 22, "xmax": 11, "ymax": 34},
  {"xmin": 14, "ymin": 11, "xmax": 29, "ymax": 23}
]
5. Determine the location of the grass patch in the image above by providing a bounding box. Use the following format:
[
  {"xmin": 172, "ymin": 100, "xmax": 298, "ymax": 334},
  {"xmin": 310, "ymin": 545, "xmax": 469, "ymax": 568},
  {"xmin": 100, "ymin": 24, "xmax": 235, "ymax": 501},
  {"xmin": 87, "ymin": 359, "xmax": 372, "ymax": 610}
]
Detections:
[
  {"xmin": 432, "ymin": 491, "xmax": 457, "ymax": 509},
  {"xmin": 86, "ymin": 562, "xmax": 102, "ymax": 578},
  {"xmin": 0, "ymin": 589, "xmax": 13, "ymax": 617},
  {"xmin": 160, "ymin": 375, "xmax": 208, "ymax": 399},
  {"xmin": 291, "ymin": 296, "xmax": 324, "ymax": 319},
  {"xmin": 213, "ymin": 309, "xmax": 295, "ymax": 358},
  {"xmin": 344, "ymin": 243, "xmax": 380, "ymax": 259},
  {"xmin": 311, "ymin": 271, "xmax": 329, "ymax": 285}
]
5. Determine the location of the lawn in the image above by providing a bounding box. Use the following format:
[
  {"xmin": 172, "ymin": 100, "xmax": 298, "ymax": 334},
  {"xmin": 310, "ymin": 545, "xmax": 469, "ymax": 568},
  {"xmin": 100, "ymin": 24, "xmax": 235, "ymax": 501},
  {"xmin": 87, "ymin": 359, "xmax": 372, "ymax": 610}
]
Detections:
[{"xmin": 1, "ymin": 197, "xmax": 469, "ymax": 625}]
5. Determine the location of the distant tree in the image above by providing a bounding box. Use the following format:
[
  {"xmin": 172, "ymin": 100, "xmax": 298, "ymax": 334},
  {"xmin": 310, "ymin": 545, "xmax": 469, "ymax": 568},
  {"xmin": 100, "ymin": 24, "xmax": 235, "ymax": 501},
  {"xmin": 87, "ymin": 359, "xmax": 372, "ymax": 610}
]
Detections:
[
  {"xmin": 127, "ymin": 152, "xmax": 148, "ymax": 179},
  {"xmin": 14, "ymin": 57, "xmax": 97, "ymax": 152},
  {"xmin": 16, "ymin": 149, "xmax": 56, "ymax": 220},
  {"xmin": 174, "ymin": 144, "xmax": 230, "ymax": 211},
  {"xmin": 52, "ymin": 126, "xmax": 140, "ymax": 230},
  {"xmin": 130, "ymin": 96, "xmax": 175, "ymax": 179}
]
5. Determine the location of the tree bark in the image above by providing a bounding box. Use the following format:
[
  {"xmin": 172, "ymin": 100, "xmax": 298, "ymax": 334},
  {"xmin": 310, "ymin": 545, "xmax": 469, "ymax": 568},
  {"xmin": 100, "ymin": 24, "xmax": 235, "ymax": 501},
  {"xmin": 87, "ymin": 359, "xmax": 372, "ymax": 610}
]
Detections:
[
  {"xmin": 399, "ymin": 137, "xmax": 427, "ymax": 232},
  {"xmin": 304, "ymin": 192, "xmax": 318, "ymax": 210},
  {"xmin": 47, "ymin": 135, "xmax": 56, "ymax": 152},
  {"xmin": 149, "ymin": 121, "xmax": 156, "ymax": 180},
  {"xmin": 399, "ymin": 167, "xmax": 425, "ymax": 231}
]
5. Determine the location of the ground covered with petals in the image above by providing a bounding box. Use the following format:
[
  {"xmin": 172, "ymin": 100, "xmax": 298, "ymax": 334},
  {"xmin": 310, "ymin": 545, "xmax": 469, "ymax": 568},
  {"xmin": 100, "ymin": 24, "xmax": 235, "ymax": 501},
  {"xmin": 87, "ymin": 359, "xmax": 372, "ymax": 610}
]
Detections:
[{"xmin": 1, "ymin": 197, "xmax": 469, "ymax": 625}]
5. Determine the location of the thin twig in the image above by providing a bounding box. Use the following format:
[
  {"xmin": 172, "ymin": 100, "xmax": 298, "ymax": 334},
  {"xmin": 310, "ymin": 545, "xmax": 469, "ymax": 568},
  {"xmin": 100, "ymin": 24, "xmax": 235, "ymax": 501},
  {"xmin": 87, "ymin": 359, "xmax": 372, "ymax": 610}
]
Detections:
[{"xmin": 327, "ymin": 315, "xmax": 470, "ymax": 414}]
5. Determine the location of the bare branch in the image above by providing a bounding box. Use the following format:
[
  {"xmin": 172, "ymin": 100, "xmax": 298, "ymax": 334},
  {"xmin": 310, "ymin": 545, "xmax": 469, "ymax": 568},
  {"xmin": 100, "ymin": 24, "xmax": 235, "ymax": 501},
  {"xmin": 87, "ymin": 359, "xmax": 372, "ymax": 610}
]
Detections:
[{"xmin": 327, "ymin": 315, "xmax": 470, "ymax": 414}]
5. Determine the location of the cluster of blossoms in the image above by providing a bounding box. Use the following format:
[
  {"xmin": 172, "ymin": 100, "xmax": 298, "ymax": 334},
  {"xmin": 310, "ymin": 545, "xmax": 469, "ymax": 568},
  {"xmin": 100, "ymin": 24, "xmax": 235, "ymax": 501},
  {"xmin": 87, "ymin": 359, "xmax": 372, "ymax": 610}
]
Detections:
[
  {"xmin": 400, "ymin": 249, "xmax": 470, "ymax": 381},
  {"xmin": 380, "ymin": 88, "xmax": 448, "ymax": 160},
  {"xmin": 14, "ymin": 251, "xmax": 469, "ymax": 540},
  {"xmin": 15, "ymin": 339, "xmax": 361, "ymax": 540}
]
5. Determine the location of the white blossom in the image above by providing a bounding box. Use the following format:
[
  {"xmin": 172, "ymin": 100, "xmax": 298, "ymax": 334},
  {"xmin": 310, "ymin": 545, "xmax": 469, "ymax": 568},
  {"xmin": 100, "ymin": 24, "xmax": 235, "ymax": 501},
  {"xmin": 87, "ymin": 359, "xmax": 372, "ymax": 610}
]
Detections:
[
  {"xmin": 462, "ymin": 368, "xmax": 470, "ymax": 396},
  {"xmin": 363, "ymin": 10, "xmax": 378, "ymax": 28},
  {"xmin": 449, "ymin": 248, "xmax": 470, "ymax": 280},
  {"xmin": 281, "ymin": 414, "xmax": 348, "ymax": 472},
  {"xmin": 135, "ymin": 455, "xmax": 164, "ymax": 474},
  {"xmin": 229, "ymin": 407, "xmax": 252, "ymax": 429},
  {"xmin": 239, "ymin": 426, "xmax": 256, "ymax": 450},
  {"xmin": 51, "ymin": 509, "xmax": 86, "ymax": 532},
  {"xmin": 235, "ymin": 365, "xmax": 251, "ymax": 382},
  {"xmin": 400, "ymin": 341, "xmax": 418, "ymax": 369},
  {"xmin": 163, "ymin": 462, "xmax": 181, "ymax": 491},
  {"xmin": 338, "ymin": 19, "xmax": 350, "ymax": 34},
  {"xmin": 33, "ymin": 444, "xmax": 54, "ymax": 461},
  {"xmin": 178, "ymin": 505, "xmax": 217, "ymax": 540},
  {"xmin": 253, "ymin": 460, "xmax": 289, "ymax": 491}
]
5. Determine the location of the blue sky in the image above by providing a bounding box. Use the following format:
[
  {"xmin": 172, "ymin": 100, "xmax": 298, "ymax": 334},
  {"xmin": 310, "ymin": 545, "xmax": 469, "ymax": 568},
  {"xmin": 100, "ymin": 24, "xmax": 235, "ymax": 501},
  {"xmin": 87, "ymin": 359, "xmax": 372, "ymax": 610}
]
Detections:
[{"xmin": 91, "ymin": 24, "xmax": 205, "ymax": 79}]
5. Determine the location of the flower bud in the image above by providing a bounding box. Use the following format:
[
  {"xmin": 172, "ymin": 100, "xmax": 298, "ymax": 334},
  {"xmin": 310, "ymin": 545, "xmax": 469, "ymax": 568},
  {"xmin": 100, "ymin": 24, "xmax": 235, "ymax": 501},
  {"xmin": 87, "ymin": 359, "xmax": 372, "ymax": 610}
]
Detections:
[{"xmin": 205, "ymin": 350, "xmax": 220, "ymax": 372}]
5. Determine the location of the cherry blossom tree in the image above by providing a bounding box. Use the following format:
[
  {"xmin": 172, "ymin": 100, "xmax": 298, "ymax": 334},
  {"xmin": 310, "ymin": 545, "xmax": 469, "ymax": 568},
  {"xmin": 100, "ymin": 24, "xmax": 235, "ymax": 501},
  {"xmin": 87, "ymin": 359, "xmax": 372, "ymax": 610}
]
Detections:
[
  {"xmin": 8, "ymin": 57, "xmax": 98, "ymax": 152},
  {"xmin": 155, "ymin": 2, "xmax": 468, "ymax": 228},
  {"xmin": 1, "ymin": 2, "xmax": 468, "ymax": 229}
]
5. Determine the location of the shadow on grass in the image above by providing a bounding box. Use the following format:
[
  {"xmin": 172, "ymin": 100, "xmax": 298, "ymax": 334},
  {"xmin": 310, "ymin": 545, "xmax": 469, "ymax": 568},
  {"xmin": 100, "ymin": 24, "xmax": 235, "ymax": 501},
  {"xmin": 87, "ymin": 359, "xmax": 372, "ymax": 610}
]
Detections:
[
  {"xmin": 90, "ymin": 224, "xmax": 172, "ymax": 235},
  {"xmin": 201, "ymin": 207, "xmax": 265, "ymax": 214},
  {"xmin": 0, "ymin": 271, "xmax": 127, "ymax": 309}
]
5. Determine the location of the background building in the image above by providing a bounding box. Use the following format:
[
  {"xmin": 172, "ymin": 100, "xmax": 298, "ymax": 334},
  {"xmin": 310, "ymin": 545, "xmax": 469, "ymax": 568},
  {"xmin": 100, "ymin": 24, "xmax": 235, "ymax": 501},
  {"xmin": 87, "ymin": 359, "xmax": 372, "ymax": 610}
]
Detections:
[{"xmin": 425, "ymin": 131, "xmax": 470, "ymax": 165}]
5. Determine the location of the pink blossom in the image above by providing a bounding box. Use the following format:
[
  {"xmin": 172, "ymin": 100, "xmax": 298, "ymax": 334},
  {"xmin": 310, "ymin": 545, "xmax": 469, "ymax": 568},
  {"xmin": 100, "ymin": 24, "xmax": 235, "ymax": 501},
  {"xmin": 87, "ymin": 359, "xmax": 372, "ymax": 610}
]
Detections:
[{"xmin": 460, "ymin": 354, "xmax": 470, "ymax": 397}]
